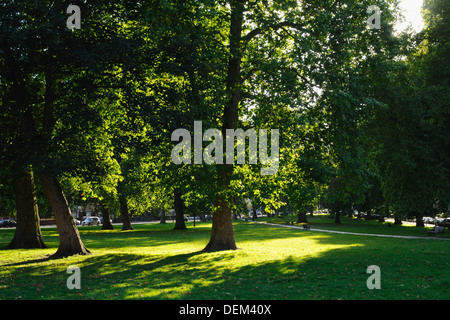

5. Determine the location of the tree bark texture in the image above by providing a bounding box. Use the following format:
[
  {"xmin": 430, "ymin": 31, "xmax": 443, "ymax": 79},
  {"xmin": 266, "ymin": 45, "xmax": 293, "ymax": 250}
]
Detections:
[
  {"xmin": 119, "ymin": 195, "xmax": 133, "ymax": 231},
  {"xmin": 204, "ymin": 198, "xmax": 237, "ymax": 251},
  {"xmin": 5, "ymin": 167, "xmax": 47, "ymax": 249},
  {"xmin": 204, "ymin": 0, "xmax": 244, "ymax": 251},
  {"xmin": 39, "ymin": 173, "xmax": 90, "ymax": 258},
  {"xmin": 100, "ymin": 204, "xmax": 114, "ymax": 230}
]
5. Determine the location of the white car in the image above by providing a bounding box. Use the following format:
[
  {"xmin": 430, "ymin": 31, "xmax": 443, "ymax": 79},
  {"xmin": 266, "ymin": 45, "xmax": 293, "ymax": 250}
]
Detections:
[{"xmin": 82, "ymin": 217, "xmax": 101, "ymax": 226}]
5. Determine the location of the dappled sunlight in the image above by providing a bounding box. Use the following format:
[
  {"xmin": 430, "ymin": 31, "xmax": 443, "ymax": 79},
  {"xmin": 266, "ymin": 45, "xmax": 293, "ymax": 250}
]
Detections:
[
  {"xmin": 113, "ymin": 231, "xmax": 364, "ymax": 299},
  {"xmin": 0, "ymin": 221, "xmax": 366, "ymax": 300},
  {"xmin": 232, "ymin": 222, "xmax": 365, "ymax": 262},
  {"xmin": 1, "ymin": 221, "xmax": 448, "ymax": 300},
  {"xmin": 240, "ymin": 236, "xmax": 363, "ymax": 262}
]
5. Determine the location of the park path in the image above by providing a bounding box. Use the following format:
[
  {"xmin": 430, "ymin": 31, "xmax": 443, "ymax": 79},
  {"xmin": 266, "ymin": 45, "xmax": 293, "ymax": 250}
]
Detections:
[{"xmin": 255, "ymin": 221, "xmax": 450, "ymax": 241}]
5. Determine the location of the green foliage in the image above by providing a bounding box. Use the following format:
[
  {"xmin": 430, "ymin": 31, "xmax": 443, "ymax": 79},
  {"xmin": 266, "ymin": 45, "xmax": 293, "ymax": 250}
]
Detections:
[
  {"xmin": 1, "ymin": 0, "xmax": 447, "ymax": 234},
  {"xmin": 361, "ymin": 0, "xmax": 450, "ymax": 221}
]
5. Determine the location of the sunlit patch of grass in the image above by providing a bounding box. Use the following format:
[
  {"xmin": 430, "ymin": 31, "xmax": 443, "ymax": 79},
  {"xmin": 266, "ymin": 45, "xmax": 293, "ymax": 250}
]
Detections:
[{"xmin": 1, "ymin": 221, "xmax": 449, "ymax": 300}]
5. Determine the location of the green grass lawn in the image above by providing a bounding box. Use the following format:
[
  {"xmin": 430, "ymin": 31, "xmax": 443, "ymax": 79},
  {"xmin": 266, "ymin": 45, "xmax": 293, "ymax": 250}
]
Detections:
[{"xmin": 0, "ymin": 219, "xmax": 449, "ymax": 300}]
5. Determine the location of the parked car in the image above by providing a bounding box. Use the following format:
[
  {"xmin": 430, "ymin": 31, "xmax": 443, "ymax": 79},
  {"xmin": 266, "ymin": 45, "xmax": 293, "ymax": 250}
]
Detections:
[
  {"xmin": 73, "ymin": 218, "xmax": 81, "ymax": 225},
  {"xmin": 423, "ymin": 217, "xmax": 436, "ymax": 224},
  {"xmin": 0, "ymin": 218, "xmax": 16, "ymax": 228},
  {"xmin": 81, "ymin": 217, "xmax": 101, "ymax": 226}
]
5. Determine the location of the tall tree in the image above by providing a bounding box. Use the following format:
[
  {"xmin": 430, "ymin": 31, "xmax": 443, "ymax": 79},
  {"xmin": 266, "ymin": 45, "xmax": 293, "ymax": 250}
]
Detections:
[
  {"xmin": 203, "ymin": 0, "xmax": 400, "ymax": 250},
  {"xmin": 203, "ymin": 0, "xmax": 244, "ymax": 251},
  {"xmin": 0, "ymin": 74, "xmax": 46, "ymax": 249},
  {"xmin": 0, "ymin": 0, "xmax": 143, "ymax": 256},
  {"xmin": 364, "ymin": 0, "xmax": 450, "ymax": 226}
]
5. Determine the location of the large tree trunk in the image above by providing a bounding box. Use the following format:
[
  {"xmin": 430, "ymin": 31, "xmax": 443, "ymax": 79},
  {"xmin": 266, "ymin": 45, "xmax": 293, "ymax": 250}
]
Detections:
[
  {"xmin": 173, "ymin": 188, "xmax": 187, "ymax": 230},
  {"xmin": 116, "ymin": 179, "xmax": 133, "ymax": 231},
  {"xmin": 39, "ymin": 173, "xmax": 90, "ymax": 258},
  {"xmin": 204, "ymin": 198, "xmax": 237, "ymax": 251},
  {"xmin": 297, "ymin": 211, "xmax": 308, "ymax": 224},
  {"xmin": 100, "ymin": 203, "xmax": 114, "ymax": 230},
  {"xmin": 204, "ymin": 0, "xmax": 243, "ymax": 252},
  {"xmin": 5, "ymin": 167, "xmax": 46, "ymax": 249},
  {"xmin": 119, "ymin": 196, "xmax": 133, "ymax": 231}
]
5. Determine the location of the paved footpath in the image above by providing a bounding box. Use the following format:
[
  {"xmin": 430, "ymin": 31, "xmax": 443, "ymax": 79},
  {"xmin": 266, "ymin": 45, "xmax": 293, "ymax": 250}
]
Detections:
[{"xmin": 256, "ymin": 222, "xmax": 450, "ymax": 241}]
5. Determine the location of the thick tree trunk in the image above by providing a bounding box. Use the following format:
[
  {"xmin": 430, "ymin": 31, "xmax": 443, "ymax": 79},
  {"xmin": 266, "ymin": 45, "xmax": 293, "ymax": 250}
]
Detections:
[
  {"xmin": 335, "ymin": 211, "xmax": 341, "ymax": 224},
  {"xmin": 5, "ymin": 167, "xmax": 46, "ymax": 249},
  {"xmin": 297, "ymin": 211, "xmax": 308, "ymax": 224},
  {"xmin": 204, "ymin": 0, "xmax": 243, "ymax": 252},
  {"xmin": 173, "ymin": 188, "xmax": 187, "ymax": 230},
  {"xmin": 415, "ymin": 212, "xmax": 424, "ymax": 227},
  {"xmin": 119, "ymin": 196, "xmax": 133, "ymax": 231},
  {"xmin": 39, "ymin": 173, "xmax": 90, "ymax": 258},
  {"xmin": 204, "ymin": 198, "xmax": 237, "ymax": 251},
  {"xmin": 100, "ymin": 203, "xmax": 114, "ymax": 230}
]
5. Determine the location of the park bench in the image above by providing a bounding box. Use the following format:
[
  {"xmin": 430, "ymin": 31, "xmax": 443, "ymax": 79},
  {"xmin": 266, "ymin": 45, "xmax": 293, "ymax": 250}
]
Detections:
[{"xmin": 427, "ymin": 226, "xmax": 445, "ymax": 237}]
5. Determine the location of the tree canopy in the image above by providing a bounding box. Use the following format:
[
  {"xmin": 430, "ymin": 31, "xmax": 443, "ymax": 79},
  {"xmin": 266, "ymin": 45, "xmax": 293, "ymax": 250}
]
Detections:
[{"xmin": 1, "ymin": 0, "xmax": 448, "ymax": 256}]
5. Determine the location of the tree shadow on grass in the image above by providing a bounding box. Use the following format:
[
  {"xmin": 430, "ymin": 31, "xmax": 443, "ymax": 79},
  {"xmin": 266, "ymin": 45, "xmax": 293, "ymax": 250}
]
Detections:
[
  {"xmin": 1, "ymin": 222, "xmax": 449, "ymax": 300},
  {"xmin": 0, "ymin": 234, "xmax": 371, "ymax": 300},
  {"xmin": 81, "ymin": 221, "xmax": 346, "ymax": 250},
  {"xmin": 0, "ymin": 220, "xmax": 376, "ymax": 255}
]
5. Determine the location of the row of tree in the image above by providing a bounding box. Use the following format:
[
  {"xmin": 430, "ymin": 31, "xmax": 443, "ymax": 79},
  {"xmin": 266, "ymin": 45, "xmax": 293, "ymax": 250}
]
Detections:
[{"xmin": 0, "ymin": 0, "xmax": 448, "ymax": 257}]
